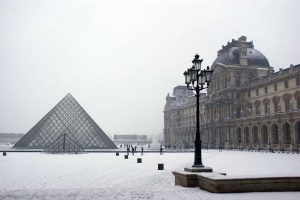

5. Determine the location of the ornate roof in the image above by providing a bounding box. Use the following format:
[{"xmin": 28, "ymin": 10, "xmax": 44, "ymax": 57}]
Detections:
[{"xmin": 213, "ymin": 36, "xmax": 270, "ymax": 67}]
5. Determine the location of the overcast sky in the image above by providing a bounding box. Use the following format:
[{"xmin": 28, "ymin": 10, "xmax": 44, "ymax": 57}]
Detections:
[{"xmin": 0, "ymin": 0, "xmax": 299, "ymax": 136}]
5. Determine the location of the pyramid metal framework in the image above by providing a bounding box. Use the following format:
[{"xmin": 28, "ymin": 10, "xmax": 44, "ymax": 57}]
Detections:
[
  {"xmin": 44, "ymin": 133, "xmax": 85, "ymax": 153},
  {"xmin": 14, "ymin": 93, "xmax": 117, "ymax": 151}
]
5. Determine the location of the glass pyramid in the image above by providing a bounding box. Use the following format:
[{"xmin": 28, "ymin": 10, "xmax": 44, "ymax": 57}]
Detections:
[{"xmin": 14, "ymin": 93, "xmax": 117, "ymax": 151}]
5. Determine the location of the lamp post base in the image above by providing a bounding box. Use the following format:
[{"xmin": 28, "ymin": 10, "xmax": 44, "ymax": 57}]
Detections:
[
  {"xmin": 184, "ymin": 166, "xmax": 213, "ymax": 173},
  {"xmin": 192, "ymin": 164, "xmax": 204, "ymax": 168}
]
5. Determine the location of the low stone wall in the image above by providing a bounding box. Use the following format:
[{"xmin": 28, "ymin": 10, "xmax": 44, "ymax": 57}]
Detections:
[
  {"xmin": 173, "ymin": 171, "xmax": 198, "ymax": 187},
  {"xmin": 173, "ymin": 171, "xmax": 300, "ymax": 193}
]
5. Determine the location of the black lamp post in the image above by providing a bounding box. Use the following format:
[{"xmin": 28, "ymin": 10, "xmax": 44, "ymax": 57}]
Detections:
[{"xmin": 183, "ymin": 54, "xmax": 213, "ymax": 167}]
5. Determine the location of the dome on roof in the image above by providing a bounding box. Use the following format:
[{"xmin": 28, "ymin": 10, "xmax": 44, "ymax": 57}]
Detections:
[
  {"xmin": 213, "ymin": 37, "xmax": 270, "ymax": 67},
  {"xmin": 172, "ymin": 85, "xmax": 193, "ymax": 97}
]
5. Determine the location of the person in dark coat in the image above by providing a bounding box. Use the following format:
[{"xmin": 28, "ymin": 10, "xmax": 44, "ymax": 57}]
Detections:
[
  {"xmin": 141, "ymin": 147, "xmax": 144, "ymax": 155},
  {"xmin": 160, "ymin": 145, "xmax": 163, "ymax": 155},
  {"xmin": 127, "ymin": 147, "xmax": 130, "ymax": 155},
  {"xmin": 132, "ymin": 147, "xmax": 134, "ymax": 155}
]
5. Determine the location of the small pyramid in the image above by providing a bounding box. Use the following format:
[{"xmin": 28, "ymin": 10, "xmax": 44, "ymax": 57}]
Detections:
[{"xmin": 14, "ymin": 93, "xmax": 117, "ymax": 151}]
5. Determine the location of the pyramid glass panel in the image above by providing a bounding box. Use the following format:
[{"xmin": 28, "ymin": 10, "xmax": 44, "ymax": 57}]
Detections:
[
  {"xmin": 14, "ymin": 93, "xmax": 117, "ymax": 151},
  {"xmin": 44, "ymin": 133, "xmax": 84, "ymax": 153}
]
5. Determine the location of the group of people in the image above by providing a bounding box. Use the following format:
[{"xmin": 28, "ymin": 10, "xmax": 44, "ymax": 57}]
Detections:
[
  {"xmin": 122, "ymin": 144, "xmax": 164, "ymax": 155},
  {"xmin": 126, "ymin": 144, "xmax": 144, "ymax": 155}
]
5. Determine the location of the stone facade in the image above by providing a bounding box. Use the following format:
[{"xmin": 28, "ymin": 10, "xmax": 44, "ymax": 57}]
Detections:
[{"xmin": 164, "ymin": 36, "xmax": 300, "ymax": 151}]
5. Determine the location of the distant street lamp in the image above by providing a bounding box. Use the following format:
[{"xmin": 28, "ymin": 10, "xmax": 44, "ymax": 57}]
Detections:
[{"xmin": 183, "ymin": 54, "xmax": 213, "ymax": 167}]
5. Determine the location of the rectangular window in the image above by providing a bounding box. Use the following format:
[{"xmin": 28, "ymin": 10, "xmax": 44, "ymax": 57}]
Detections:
[
  {"xmin": 274, "ymin": 99, "xmax": 280, "ymax": 113},
  {"xmin": 264, "ymin": 103, "xmax": 267, "ymax": 114},
  {"xmin": 274, "ymin": 83, "xmax": 277, "ymax": 91},
  {"xmin": 264, "ymin": 86, "xmax": 268, "ymax": 94},
  {"xmin": 297, "ymin": 96, "xmax": 300, "ymax": 109},
  {"xmin": 297, "ymin": 76, "xmax": 300, "ymax": 86},
  {"xmin": 237, "ymin": 107, "xmax": 241, "ymax": 118},
  {"xmin": 248, "ymin": 104, "xmax": 252, "ymax": 116},
  {"xmin": 256, "ymin": 104, "xmax": 260, "ymax": 115},
  {"xmin": 236, "ymin": 72, "xmax": 240, "ymax": 87},
  {"xmin": 284, "ymin": 80, "xmax": 289, "ymax": 88},
  {"xmin": 264, "ymin": 102, "xmax": 269, "ymax": 115},
  {"xmin": 285, "ymin": 98, "xmax": 290, "ymax": 112}
]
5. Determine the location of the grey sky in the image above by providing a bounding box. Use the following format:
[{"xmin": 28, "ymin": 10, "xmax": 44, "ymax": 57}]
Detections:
[{"xmin": 0, "ymin": 0, "xmax": 299, "ymax": 136}]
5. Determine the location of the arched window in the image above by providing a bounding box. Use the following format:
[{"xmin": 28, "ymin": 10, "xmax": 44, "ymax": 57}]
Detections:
[
  {"xmin": 261, "ymin": 124, "xmax": 268, "ymax": 145},
  {"xmin": 271, "ymin": 124, "xmax": 279, "ymax": 144},
  {"xmin": 282, "ymin": 122, "xmax": 291, "ymax": 144},
  {"xmin": 236, "ymin": 127, "xmax": 241, "ymax": 144},
  {"xmin": 252, "ymin": 125, "xmax": 258, "ymax": 144},
  {"xmin": 244, "ymin": 127, "xmax": 249, "ymax": 144},
  {"xmin": 295, "ymin": 121, "xmax": 300, "ymax": 144}
]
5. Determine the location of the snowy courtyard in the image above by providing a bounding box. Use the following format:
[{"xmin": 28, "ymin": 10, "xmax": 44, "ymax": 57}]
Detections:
[{"xmin": 1, "ymin": 150, "xmax": 300, "ymax": 200}]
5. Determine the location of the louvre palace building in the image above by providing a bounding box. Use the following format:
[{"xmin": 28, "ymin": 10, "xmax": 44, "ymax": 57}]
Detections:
[{"xmin": 164, "ymin": 36, "xmax": 300, "ymax": 152}]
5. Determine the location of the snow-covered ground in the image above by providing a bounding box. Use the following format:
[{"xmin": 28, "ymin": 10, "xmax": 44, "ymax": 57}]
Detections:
[{"xmin": 0, "ymin": 150, "xmax": 300, "ymax": 200}]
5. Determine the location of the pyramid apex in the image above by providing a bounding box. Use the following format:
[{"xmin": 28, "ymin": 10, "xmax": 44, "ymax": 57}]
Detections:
[{"xmin": 64, "ymin": 93, "xmax": 75, "ymax": 100}]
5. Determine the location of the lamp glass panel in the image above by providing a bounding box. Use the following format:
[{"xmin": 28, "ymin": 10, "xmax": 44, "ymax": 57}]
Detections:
[
  {"xmin": 206, "ymin": 71, "xmax": 212, "ymax": 82},
  {"xmin": 191, "ymin": 70, "xmax": 197, "ymax": 82},
  {"xmin": 185, "ymin": 72, "xmax": 191, "ymax": 84},
  {"xmin": 200, "ymin": 73, "xmax": 206, "ymax": 84},
  {"xmin": 188, "ymin": 70, "xmax": 193, "ymax": 82},
  {"xmin": 195, "ymin": 61, "xmax": 201, "ymax": 70},
  {"xmin": 184, "ymin": 72, "xmax": 188, "ymax": 83},
  {"xmin": 187, "ymin": 75, "xmax": 191, "ymax": 84}
]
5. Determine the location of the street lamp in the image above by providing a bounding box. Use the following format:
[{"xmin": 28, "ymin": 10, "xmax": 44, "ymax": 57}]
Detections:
[{"xmin": 183, "ymin": 54, "xmax": 213, "ymax": 168}]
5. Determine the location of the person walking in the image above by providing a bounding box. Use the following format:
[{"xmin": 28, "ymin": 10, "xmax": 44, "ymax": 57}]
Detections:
[
  {"xmin": 127, "ymin": 146, "xmax": 130, "ymax": 155},
  {"xmin": 160, "ymin": 145, "xmax": 163, "ymax": 155},
  {"xmin": 141, "ymin": 147, "xmax": 144, "ymax": 155},
  {"xmin": 218, "ymin": 144, "xmax": 222, "ymax": 152},
  {"xmin": 132, "ymin": 147, "xmax": 134, "ymax": 155}
]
